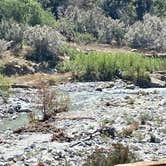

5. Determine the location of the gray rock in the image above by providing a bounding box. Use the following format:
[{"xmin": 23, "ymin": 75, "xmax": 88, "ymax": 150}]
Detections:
[
  {"xmin": 11, "ymin": 115, "xmax": 17, "ymax": 120},
  {"xmin": 126, "ymin": 84, "xmax": 135, "ymax": 89},
  {"xmin": 8, "ymin": 107, "xmax": 15, "ymax": 114},
  {"xmin": 95, "ymin": 87, "xmax": 102, "ymax": 92},
  {"xmin": 150, "ymin": 74, "xmax": 166, "ymax": 88}
]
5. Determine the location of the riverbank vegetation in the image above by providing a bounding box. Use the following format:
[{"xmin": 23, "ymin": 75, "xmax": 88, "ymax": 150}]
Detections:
[
  {"xmin": 0, "ymin": 0, "xmax": 165, "ymax": 86},
  {"xmin": 58, "ymin": 47, "xmax": 166, "ymax": 87},
  {"xmin": 0, "ymin": 0, "xmax": 166, "ymax": 57}
]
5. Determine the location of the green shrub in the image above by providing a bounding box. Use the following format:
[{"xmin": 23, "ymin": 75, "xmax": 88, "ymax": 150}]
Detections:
[
  {"xmin": 0, "ymin": 75, "xmax": 10, "ymax": 92},
  {"xmin": 74, "ymin": 33, "xmax": 96, "ymax": 44},
  {"xmin": 58, "ymin": 47, "xmax": 166, "ymax": 87},
  {"xmin": 0, "ymin": 0, "xmax": 56, "ymax": 26},
  {"xmin": 99, "ymin": 18, "xmax": 125, "ymax": 45}
]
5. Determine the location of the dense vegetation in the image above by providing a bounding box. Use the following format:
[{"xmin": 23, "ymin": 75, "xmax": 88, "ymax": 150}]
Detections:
[
  {"xmin": 58, "ymin": 47, "xmax": 166, "ymax": 87},
  {"xmin": 0, "ymin": 0, "xmax": 166, "ymax": 51},
  {"xmin": 0, "ymin": 0, "xmax": 56, "ymax": 25},
  {"xmin": 0, "ymin": 0, "xmax": 165, "ymax": 86}
]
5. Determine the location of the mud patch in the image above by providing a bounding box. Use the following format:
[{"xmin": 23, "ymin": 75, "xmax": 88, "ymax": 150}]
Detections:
[{"xmin": 13, "ymin": 122, "xmax": 62, "ymax": 134}]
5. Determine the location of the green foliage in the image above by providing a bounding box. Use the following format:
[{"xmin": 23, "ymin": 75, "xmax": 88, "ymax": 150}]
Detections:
[
  {"xmin": 0, "ymin": 75, "xmax": 10, "ymax": 92},
  {"xmin": 101, "ymin": 0, "xmax": 136, "ymax": 22},
  {"xmin": 0, "ymin": 0, "xmax": 56, "ymax": 26},
  {"xmin": 135, "ymin": 0, "xmax": 153, "ymax": 20},
  {"xmin": 58, "ymin": 47, "xmax": 166, "ymax": 87},
  {"xmin": 64, "ymin": 7, "xmax": 126, "ymax": 45},
  {"xmin": 74, "ymin": 33, "xmax": 96, "ymax": 44},
  {"xmin": 99, "ymin": 18, "xmax": 125, "ymax": 45},
  {"xmin": 0, "ymin": 0, "xmax": 166, "ymax": 54}
]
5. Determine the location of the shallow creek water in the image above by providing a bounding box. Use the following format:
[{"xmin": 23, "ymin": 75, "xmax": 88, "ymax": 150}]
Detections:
[{"xmin": 0, "ymin": 85, "xmax": 166, "ymax": 132}]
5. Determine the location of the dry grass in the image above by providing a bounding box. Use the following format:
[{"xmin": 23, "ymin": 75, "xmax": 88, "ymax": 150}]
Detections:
[
  {"xmin": 119, "ymin": 122, "xmax": 139, "ymax": 138},
  {"xmin": 83, "ymin": 144, "xmax": 136, "ymax": 166},
  {"xmin": 0, "ymin": 50, "xmax": 35, "ymax": 67},
  {"xmin": 9, "ymin": 72, "xmax": 72, "ymax": 86},
  {"xmin": 68, "ymin": 43, "xmax": 132, "ymax": 54}
]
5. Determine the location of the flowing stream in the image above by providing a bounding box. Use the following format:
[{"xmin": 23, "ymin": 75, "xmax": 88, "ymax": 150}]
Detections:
[{"xmin": 0, "ymin": 85, "xmax": 166, "ymax": 132}]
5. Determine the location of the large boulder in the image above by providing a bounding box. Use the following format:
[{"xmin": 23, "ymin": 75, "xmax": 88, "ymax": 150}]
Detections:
[{"xmin": 149, "ymin": 72, "xmax": 166, "ymax": 88}]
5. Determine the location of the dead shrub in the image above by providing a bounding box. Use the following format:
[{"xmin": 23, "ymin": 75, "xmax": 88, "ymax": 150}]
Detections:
[
  {"xmin": 83, "ymin": 144, "xmax": 136, "ymax": 166},
  {"xmin": 36, "ymin": 80, "xmax": 70, "ymax": 121},
  {"xmin": 119, "ymin": 121, "xmax": 139, "ymax": 138}
]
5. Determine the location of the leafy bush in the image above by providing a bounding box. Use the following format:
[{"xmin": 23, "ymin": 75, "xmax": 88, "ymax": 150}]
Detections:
[
  {"xmin": 126, "ymin": 14, "xmax": 166, "ymax": 52},
  {"xmin": 58, "ymin": 47, "xmax": 166, "ymax": 87},
  {"xmin": 24, "ymin": 25, "xmax": 64, "ymax": 67},
  {"xmin": 100, "ymin": 0, "xmax": 136, "ymax": 23},
  {"xmin": 0, "ymin": 0, "xmax": 56, "ymax": 26}
]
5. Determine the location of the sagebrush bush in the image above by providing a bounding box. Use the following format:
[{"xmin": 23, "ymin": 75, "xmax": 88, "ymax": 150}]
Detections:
[
  {"xmin": 99, "ymin": 18, "xmax": 125, "ymax": 45},
  {"xmin": 126, "ymin": 14, "xmax": 166, "ymax": 52},
  {"xmin": 0, "ymin": 20, "xmax": 25, "ymax": 44},
  {"xmin": 0, "ymin": 39, "xmax": 11, "ymax": 56},
  {"xmin": 24, "ymin": 25, "xmax": 65, "ymax": 66},
  {"xmin": 64, "ymin": 7, "xmax": 125, "ymax": 45},
  {"xmin": 56, "ymin": 18, "xmax": 76, "ymax": 42}
]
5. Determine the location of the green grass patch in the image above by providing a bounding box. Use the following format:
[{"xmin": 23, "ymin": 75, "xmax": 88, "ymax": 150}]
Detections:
[
  {"xmin": 58, "ymin": 47, "xmax": 166, "ymax": 87},
  {"xmin": 0, "ymin": 75, "xmax": 11, "ymax": 92}
]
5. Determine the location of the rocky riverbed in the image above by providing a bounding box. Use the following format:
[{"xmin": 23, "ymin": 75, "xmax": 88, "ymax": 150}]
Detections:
[{"xmin": 0, "ymin": 80, "xmax": 166, "ymax": 166}]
